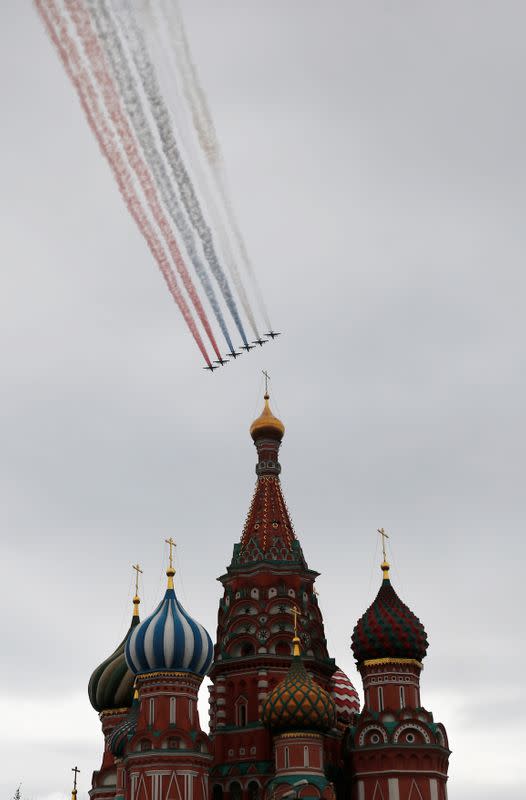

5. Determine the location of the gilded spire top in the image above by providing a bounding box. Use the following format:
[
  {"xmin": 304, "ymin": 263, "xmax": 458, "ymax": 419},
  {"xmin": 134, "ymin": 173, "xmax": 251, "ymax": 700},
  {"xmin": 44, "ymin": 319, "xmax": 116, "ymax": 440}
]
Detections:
[
  {"xmin": 291, "ymin": 605, "xmax": 301, "ymax": 657},
  {"xmin": 377, "ymin": 527, "xmax": 390, "ymax": 580},
  {"xmin": 250, "ymin": 377, "xmax": 285, "ymax": 441},
  {"xmin": 165, "ymin": 537, "xmax": 176, "ymax": 588},
  {"xmin": 71, "ymin": 766, "xmax": 80, "ymax": 800},
  {"xmin": 132, "ymin": 563, "xmax": 142, "ymax": 616}
]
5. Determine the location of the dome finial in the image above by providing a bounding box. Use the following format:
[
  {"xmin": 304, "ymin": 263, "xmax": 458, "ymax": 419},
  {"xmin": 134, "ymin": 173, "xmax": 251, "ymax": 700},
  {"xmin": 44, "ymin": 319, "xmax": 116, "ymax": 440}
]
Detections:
[
  {"xmin": 249, "ymin": 375, "xmax": 285, "ymax": 441},
  {"xmin": 377, "ymin": 527, "xmax": 390, "ymax": 580},
  {"xmin": 165, "ymin": 537, "xmax": 176, "ymax": 589},
  {"xmin": 291, "ymin": 605, "xmax": 301, "ymax": 657},
  {"xmin": 71, "ymin": 766, "xmax": 80, "ymax": 800},
  {"xmin": 132, "ymin": 563, "xmax": 142, "ymax": 617}
]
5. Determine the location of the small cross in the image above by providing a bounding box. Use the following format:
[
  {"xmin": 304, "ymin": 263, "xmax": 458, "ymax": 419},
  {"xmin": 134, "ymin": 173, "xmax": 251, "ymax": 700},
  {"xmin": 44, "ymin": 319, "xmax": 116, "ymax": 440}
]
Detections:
[
  {"xmin": 132, "ymin": 563, "xmax": 143, "ymax": 596},
  {"xmin": 165, "ymin": 537, "xmax": 176, "ymax": 569},
  {"xmin": 262, "ymin": 370, "xmax": 270, "ymax": 394},
  {"xmin": 377, "ymin": 527, "xmax": 389, "ymax": 562},
  {"xmin": 72, "ymin": 766, "xmax": 80, "ymax": 792},
  {"xmin": 290, "ymin": 605, "xmax": 300, "ymax": 637}
]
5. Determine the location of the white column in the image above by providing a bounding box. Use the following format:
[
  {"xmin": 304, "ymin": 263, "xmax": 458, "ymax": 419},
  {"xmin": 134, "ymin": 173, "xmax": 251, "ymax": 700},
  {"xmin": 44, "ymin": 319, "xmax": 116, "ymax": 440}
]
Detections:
[
  {"xmin": 429, "ymin": 778, "xmax": 438, "ymax": 800},
  {"xmin": 388, "ymin": 778, "xmax": 400, "ymax": 800},
  {"xmin": 357, "ymin": 781, "xmax": 365, "ymax": 800}
]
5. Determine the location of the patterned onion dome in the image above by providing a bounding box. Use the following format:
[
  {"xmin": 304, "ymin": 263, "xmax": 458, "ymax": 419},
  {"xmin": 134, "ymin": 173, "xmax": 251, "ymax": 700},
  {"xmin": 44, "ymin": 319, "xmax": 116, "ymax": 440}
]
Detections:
[
  {"xmin": 330, "ymin": 668, "xmax": 360, "ymax": 723},
  {"xmin": 250, "ymin": 393, "xmax": 285, "ymax": 441},
  {"xmin": 88, "ymin": 600, "xmax": 140, "ymax": 713},
  {"xmin": 261, "ymin": 642, "xmax": 336, "ymax": 732},
  {"xmin": 125, "ymin": 565, "xmax": 213, "ymax": 677},
  {"xmin": 352, "ymin": 561, "xmax": 428, "ymax": 664}
]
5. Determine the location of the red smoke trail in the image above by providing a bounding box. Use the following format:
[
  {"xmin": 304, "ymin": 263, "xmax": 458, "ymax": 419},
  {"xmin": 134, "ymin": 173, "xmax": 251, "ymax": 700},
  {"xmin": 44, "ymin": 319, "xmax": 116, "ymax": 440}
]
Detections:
[
  {"xmin": 38, "ymin": 0, "xmax": 221, "ymax": 365},
  {"xmin": 65, "ymin": 0, "xmax": 222, "ymax": 361},
  {"xmin": 35, "ymin": 0, "xmax": 211, "ymax": 365}
]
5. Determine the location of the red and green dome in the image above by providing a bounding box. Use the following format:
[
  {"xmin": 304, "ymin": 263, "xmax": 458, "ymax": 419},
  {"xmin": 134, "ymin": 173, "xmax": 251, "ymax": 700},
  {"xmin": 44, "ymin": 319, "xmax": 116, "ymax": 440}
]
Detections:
[
  {"xmin": 261, "ymin": 647, "xmax": 336, "ymax": 732},
  {"xmin": 352, "ymin": 562, "xmax": 428, "ymax": 664}
]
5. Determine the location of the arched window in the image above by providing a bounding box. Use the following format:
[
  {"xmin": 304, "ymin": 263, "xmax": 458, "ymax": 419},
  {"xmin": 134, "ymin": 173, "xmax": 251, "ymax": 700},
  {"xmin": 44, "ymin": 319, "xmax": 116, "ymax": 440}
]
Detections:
[
  {"xmin": 303, "ymin": 745, "xmax": 309, "ymax": 767},
  {"xmin": 236, "ymin": 696, "xmax": 248, "ymax": 727},
  {"xmin": 139, "ymin": 739, "xmax": 151, "ymax": 752},
  {"xmin": 284, "ymin": 746, "xmax": 290, "ymax": 768},
  {"xmin": 378, "ymin": 686, "xmax": 384, "ymax": 712},
  {"xmin": 170, "ymin": 696, "xmax": 177, "ymax": 724},
  {"xmin": 399, "ymin": 686, "xmax": 405, "ymax": 709},
  {"xmin": 248, "ymin": 782, "xmax": 259, "ymax": 800},
  {"xmin": 213, "ymin": 786, "xmax": 223, "ymax": 800},
  {"xmin": 148, "ymin": 698, "xmax": 155, "ymax": 725},
  {"xmin": 167, "ymin": 737, "xmax": 179, "ymax": 750},
  {"xmin": 241, "ymin": 642, "xmax": 255, "ymax": 657},
  {"xmin": 230, "ymin": 782, "xmax": 242, "ymax": 800}
]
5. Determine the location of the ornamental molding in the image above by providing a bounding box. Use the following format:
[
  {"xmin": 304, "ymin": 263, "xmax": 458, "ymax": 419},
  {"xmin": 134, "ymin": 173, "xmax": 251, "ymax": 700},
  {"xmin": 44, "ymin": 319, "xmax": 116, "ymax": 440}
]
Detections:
[
  {"xmin": 362, "ymin": 658, "xmax": 423, "ymax": 668},
  {"xmin": 358, "ymin": 724, "xmax": 388, "ymax": 747},
  {"xmin": 392, "ymin": 722, "xmax": 431, "ymax": 744},
  {"xmin": 100, "ymin": 707, "xmax": 129, "ymax": 719}
]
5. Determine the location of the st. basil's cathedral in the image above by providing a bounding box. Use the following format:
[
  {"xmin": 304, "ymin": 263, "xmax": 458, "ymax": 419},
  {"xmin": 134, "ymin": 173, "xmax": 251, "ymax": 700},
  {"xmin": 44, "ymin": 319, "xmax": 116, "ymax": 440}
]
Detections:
[{"xmin": 87, "ymin": 393, "xmax": 450, "ymax": 800}]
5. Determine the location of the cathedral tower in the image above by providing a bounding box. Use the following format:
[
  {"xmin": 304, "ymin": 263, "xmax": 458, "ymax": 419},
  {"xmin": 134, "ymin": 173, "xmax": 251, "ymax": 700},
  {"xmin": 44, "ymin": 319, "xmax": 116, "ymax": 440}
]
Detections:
[
  {"xmin": 208, "ymin": 393, "xmax": 355, "ymax": 800},
  {"xmin": 346, "ymin": 553, "xmax": 450, "ymax": 800}
]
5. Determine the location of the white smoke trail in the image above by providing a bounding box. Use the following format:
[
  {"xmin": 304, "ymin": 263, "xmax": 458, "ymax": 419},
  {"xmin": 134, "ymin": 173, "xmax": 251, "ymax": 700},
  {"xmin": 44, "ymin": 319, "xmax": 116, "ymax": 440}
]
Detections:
[
  {"xmin": 141, "ymin": 0, "xmax": 262, "ymax": 342},
  {"xmin": 64, "ymin": 0, "xmax": 224, "ymax": 360},
  {"xmin": 85, "ymin": 0, "xmax": 236, "ymax": 355},
  {"xmin": 110, "ymin": 0, "xmax": 252, "ymax": 347},
  {"xmin": 159, "ymin": 0, "xmax": 273, "ymax": 333},
  {"xmin": 35, "ymin": 0, "xmax": 213, "ymax": 366}
]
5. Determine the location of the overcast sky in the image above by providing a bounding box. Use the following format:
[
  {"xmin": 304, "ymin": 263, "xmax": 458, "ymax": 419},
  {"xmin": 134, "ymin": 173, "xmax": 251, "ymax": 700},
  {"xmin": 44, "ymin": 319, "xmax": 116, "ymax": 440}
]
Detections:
[{"xmin": 1, "ymin": 2, "xmax": 525, "ymax": 799}]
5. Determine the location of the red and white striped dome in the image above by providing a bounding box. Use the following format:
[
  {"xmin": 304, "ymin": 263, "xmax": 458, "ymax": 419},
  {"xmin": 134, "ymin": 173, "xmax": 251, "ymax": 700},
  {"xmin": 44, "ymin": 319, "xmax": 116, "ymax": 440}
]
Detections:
[{"xmin": 330, "ymin": 668, "xmax": 360, "ymax": 722}]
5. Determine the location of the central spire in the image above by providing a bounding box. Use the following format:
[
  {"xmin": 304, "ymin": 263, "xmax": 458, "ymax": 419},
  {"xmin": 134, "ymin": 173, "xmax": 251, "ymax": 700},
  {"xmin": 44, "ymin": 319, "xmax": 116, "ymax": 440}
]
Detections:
[{"xmin": 233, "ymin": 391, "xmax": 305, "ymax": 567}]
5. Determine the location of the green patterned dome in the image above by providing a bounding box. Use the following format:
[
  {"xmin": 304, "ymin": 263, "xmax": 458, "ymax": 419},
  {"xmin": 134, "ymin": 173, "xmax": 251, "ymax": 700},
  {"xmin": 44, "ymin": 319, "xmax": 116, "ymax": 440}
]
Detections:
[
  {"xmin": 88, "ymin": 604, "xmax": 140, "ymax": 713},
  {"xmin": 261, "ymin": 648, "xmax": 336, "ymax": 732}
]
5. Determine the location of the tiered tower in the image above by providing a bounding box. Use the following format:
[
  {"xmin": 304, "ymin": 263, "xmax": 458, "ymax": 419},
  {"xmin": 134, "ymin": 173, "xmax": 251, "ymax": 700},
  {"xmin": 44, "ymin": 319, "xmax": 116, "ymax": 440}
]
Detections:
[
  {"xmin": 208, "ymin": 393, "xmax": 356, "ymax": 800},
  {"xmin": 346, "ymin": 554, "xmax": 450, "ymax": 800},
  {"xmin": 261, "ymin": 622, "xmax": 337, "ymax": 800},
  {"xmin": 88, "ymin": 582, "xmax": 141, "ymax": 798}
]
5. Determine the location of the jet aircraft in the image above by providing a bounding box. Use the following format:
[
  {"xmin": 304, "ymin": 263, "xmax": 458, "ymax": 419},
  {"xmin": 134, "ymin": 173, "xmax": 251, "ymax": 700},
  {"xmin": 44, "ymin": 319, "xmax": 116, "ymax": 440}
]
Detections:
[
  {"xmin": 265, "ymin": 331, "xmax": 281, "ymax": 339},
  {"xmin": 253, "ymin": 338, "xmax": 268, "ymax": 347},
  {"xmin": 214, "ymin": 357, "xmax": 229, "ymax": 366},
  {"xmin": 203, "ymin": 364, "xmax": 219, "ymax": 371},
  {"xmin": 240, "ymin": 343, "xmax": 255, "ymax": 351}
]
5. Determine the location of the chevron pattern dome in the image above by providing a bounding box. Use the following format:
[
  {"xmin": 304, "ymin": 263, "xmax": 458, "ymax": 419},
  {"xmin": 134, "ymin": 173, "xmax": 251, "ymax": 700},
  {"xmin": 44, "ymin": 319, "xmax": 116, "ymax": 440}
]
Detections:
[
  {"xmin": 261, "ymin": 654, "xmax": 336, "ymax": 732},
  {"xmin": 330, "ymin": 668, "xmax": 360, "ymax": 723},
  {"xmin": 125, "ymin": 573, "xmax": 213, "ymax": 677},
  {"xmin": 352, "ymin": 564, "xmax": 428, "ymax": 664}
]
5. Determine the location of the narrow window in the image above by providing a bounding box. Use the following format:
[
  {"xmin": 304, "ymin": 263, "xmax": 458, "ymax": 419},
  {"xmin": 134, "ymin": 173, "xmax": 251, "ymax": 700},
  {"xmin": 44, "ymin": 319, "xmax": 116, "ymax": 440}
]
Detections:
[
  {"xmin": 149, "ymin": 698, "xmax": 155, "ymax": 725},
  {"xmin": 303, "ymin": 745, "xmax": 309, "ymax": 767},
  {"xmin": 378, "ymin": 686, "xmax": 384, "ymax": 711},
  {"xmin": 189, "ymin": 699, "xmax": 193, "ymax": 724},
  {"xmin": 284, "ymin": 746, "xmax": 290, "ymax": 768},
  {"xmin": 170, "ymin": 696, "xmax": 177, "ymax": 724},
  {"xmin": 400, "ymin": 686, "xmax": 405, "ymax": 709}
]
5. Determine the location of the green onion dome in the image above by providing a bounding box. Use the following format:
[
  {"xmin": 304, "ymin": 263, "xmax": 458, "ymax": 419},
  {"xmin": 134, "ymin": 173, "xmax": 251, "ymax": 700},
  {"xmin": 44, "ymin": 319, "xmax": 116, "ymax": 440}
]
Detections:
[
  {"xmin": 351, "ymin": 561, "xmax": 428, "ymax": 665},
  {"xmin": 261, "ymin": 639, "xmax": 336, "ymax": 732},
  {"xmin": 88, "ymin": 598, "xmax": 140, "ymax": 713}
]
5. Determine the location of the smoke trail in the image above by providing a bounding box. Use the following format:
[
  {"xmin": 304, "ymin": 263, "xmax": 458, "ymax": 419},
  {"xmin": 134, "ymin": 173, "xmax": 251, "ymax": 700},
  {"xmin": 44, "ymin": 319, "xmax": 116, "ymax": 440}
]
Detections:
[
  {"xmin": 141, "ymin": 0, "xmax": 262, "ymax": 342},
  {"xmin": 35, "ymin": 0, "xmax": 212, "ymax": 366},
  {"xmin": 63, "ymin": 0, "xmax": 223, "ymax": 362},
  {"xmin": 110, "ymin": 0, "xmax": 252, "ymax": 348},
  {"xmin": 85, "ymin": 0, "xmax": 236, "ymax": 356},
  {"xmin": 159, "ymin": 0, "xmax": 273, "ymax": 333}
]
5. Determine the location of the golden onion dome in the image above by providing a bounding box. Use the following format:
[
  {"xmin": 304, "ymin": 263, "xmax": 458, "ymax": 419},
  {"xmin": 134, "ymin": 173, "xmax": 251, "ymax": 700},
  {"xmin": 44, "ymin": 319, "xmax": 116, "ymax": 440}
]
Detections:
[
  {"xmin": 250, "ymin": 393, "xmax": 285, "ymax": 441},
  {"xmin": 261, "ymin": 640, "xmax": 336, "ymax": 732}
]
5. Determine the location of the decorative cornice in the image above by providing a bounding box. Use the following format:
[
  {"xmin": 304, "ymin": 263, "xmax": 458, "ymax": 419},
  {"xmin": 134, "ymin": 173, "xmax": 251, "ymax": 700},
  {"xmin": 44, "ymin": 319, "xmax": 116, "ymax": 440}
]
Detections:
[
  {"xmin": 100, "ymin": 707, "xmax": 129, "ymax": 719},
  {"xmin": 136, "ymin": 670, "xmax": 202, "ymax": 682},
  {"xmin": 361, "ymin": 658, "xmax": 423, "ymax": 668},
  {"xmin": 276, "ymin": 731, "xmax": 323, "ymax": 740}
]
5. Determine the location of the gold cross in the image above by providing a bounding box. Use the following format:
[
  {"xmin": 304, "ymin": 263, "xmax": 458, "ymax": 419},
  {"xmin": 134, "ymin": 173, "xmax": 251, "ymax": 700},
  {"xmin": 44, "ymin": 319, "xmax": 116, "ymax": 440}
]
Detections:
[
  {"xmin": 377, "ymin": 527, "xmax": 389, "ymax": 562},
  {"xmin": 72, "ymin": 766, "xmax": 80, "ymax": 791},
  {"xmin": 290, "ymin": 605, "xmax": 300, "ymax": 637},
  {"xmin": 165, "ymin": 537, "xmax": 176, "ymax": 569},
  {"xmin": 262, "ymin": 370, "xmax": 270, "ymax": 394},
  {"xmin": 132, "ymin": 563, "xmax": 143, "ymax": 596}
]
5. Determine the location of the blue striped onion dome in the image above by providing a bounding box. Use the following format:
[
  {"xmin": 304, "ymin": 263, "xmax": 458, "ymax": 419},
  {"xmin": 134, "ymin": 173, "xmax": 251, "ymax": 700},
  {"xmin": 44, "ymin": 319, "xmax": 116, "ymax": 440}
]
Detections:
[
  {"xmin": 88, "ymin": 603, "xmax": 140, "ymax": 713},
  {"xmin": 125, "ymin": 567, "xmax": 213, "ymax": 677}
]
